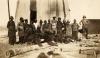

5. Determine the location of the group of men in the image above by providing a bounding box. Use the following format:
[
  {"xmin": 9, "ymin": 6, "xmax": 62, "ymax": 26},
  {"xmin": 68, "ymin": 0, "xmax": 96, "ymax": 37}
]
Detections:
[{"xmin": 7, "ymin": 16, "xmax": 88, "ymax": 45}]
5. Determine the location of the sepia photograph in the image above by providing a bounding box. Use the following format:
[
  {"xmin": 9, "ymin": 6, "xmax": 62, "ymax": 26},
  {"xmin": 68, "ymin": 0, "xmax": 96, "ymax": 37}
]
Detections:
[{"xmin": 0, "ymin": 0, "xmax": 100, "ymax": 58}]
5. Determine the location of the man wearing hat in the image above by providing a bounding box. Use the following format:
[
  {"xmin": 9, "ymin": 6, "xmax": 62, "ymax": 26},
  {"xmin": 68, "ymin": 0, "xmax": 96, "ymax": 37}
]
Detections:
[
  {"xmin": 80, "ymin": 16, "xmax": 88, "ymax": 39},
  {"xmin": 7, "ymin": 16, "xmax": 16, "ymax": 45}
]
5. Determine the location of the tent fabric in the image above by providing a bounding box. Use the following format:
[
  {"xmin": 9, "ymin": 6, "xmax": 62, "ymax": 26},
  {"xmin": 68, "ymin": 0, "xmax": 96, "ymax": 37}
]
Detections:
[
  {"xmin": 15, "ymin": 0, "xmax": 30, "ymax": 24},
  {"xmin": 36, "ymin": 0, "xmax": 70, "ymax": 22},
  {"xmin": 0, "ymin": 0, "xmax": 70, "ymax": 27},
  {"xmin": 1, "ymin": 0, "xmax": 100, "ymax": 28}
]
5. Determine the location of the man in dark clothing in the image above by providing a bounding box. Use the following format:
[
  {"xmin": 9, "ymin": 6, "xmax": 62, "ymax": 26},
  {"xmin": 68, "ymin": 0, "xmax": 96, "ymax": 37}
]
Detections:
[
  {"xmin": 33, "ymin": 26, "xmax": 42, "ymax": 46},
  {"xmin": 30, "ymin": 21, "xmax": 36, "ymax": 33},
  {"xmin": 29, "ymin": 21, "xmax": 40, "ymax": 44},
  {"xmin": 26, "ymin": 25, "xmax": 35, "ymax": 44},
  {"xmin": 24, "ymin": 19, "xmax": 30, "ymax": 43},
  {"xmin": 7, "ymin": 16, "xmax": 16, "ymax": 45},
  {"xmin": 47, "ymin": 19, "xmax": 52, "ymax": 33},
  {"xmin": 56, "ymin": 17, "xmax": 63, "ymax": 43},
  {"xmin": 62, "ymin": 19, "xmax": 67, "ymax": 35},
  {"xmin": 40, "ymin": 19, "xmax": 43, "ymax": 30},
  {"xmin": 62, "ymin": 19, "xmax": 67, "ymax": 43},
  {"xmin": 28, "ymin": 20, "xmax": 42, "ymax": 46},
  {"xmin": 57, "ymin": 17, "xmax": 63, "ymax": 34},
  {"xmin": 72, "ymin": 19, "xmax": 79, "ymax": 41}
]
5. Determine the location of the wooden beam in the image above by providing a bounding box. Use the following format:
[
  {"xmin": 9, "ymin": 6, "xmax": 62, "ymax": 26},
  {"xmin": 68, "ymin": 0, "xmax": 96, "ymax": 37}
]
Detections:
[{"xmin": 7, "ymin": 0, "xmax": 10, "ymax": 20}]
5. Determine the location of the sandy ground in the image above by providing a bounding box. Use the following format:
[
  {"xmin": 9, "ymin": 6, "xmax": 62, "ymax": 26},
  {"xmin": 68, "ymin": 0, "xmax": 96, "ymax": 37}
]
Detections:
[{"xmin": 0, "ymin": 29, "xmax": 99, "ymax": 58}]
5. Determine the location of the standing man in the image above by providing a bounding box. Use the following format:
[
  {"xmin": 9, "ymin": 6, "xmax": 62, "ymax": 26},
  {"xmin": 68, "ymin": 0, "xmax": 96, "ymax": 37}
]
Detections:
[
  {"xmin": 36, "ymin": 20, "xmax": 43, "ymax": 40},
  {"xmin": 37, "ymin": 20, "xmax": 43, "ymax": 34},
  {"xmin": 51, "ymin": 17, "xmax": 57, "ymax": 35},
  {"xmin": 40, "ymin": 19, "xmax": 43, "ymax": 31},
  {"xmin": 17, "ymin": 17, "xmax": 24, "ymax": 44},
  {"xmin": 42, "ymin": 20, "xmax": 48, "ymax": 33},
  {"xmin": 62, "ymin": 19, "xmax": 67, "ymax": 35},
  {"xmin": 66, "ymin": 20, "xmax": 72, "ymax": 37},
  {"xmin": 57, "ymin": 17, "xmax": 63, "ymax": 35},
  {"xmin": 30, "ymin": 21, "xmax": 36, "ymax": 33},
  {"xmin": 57, "ymin": 17, "xmax": 63, "ymax": 43},
  {"xmin": 80, "ymin": 16, "xmax": 88, "ymax": 39},
  {"xmin": 7, "ymin": 16, "xmax": 16, "ymax": 45},
  {"xmin": 72, "ymin": 19, "xmax": 79, "ymax": 41},
  {"xmin": 47, "ymin": 19, "xmax": 54, "ymax": 45},
  {"xmin": 47, "ymin": 19, "xmax": 52, "ymax": 33},
  {"xmin": 24, "ymin": 19, "xmax": 30, "ymax": 43},
  {"xmin": 33, "ymin": 20, "xmax": 42, "ymax": 45},
  {"xmin": 42, "ymin": 20, "xmax": 49, "ymax": 43}
]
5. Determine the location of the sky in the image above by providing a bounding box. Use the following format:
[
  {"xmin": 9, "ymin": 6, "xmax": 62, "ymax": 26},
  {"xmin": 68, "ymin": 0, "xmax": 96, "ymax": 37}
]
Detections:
[
  {"xmin": 0, "ymin": 0, "xmax": 100, "ymax": 27},
  {"xmin": 68, "ymin": 0, "xmax": 100, "ymax": 21}
]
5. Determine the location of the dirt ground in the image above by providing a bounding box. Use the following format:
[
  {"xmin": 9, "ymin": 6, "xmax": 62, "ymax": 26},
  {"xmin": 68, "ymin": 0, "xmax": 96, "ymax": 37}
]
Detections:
[{"xmin": 0, "ymin": 30, "xmax": 100, "ymax": 58}]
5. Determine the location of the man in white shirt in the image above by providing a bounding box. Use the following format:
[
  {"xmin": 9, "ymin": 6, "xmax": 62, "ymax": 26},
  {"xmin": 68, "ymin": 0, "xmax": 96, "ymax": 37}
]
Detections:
[{"xmin": 51, "ymin": 17, "xmax": 57, "ymax": 35}]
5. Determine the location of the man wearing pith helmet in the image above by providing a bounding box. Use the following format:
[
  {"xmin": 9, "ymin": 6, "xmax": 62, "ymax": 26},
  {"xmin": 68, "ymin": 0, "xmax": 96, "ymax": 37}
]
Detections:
[{"xmin": 80, "ymin": 16, "xmax": 88, "ymax": 39}]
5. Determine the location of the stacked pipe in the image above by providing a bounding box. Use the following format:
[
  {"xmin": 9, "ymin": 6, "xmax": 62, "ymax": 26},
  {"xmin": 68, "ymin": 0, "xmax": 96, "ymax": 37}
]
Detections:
[{"xmin": 7, "ymin": 43, "xmax": 51, "ymax": 57}]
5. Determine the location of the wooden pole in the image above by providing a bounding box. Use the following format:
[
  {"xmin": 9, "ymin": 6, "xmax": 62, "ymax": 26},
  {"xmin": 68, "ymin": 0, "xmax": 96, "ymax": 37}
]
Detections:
[
  {"xmin": 48, "ymin": 0, "xmax": 50, "ymax": 18},
  {"xmin": 56, "ymin": 0, "xmax": 59, "ymax": 17},
  {"xmin": 8, "ymin": 0, "xmax": 10, "ymax": 20},
  {"xmin": 15, "ymin": 0, "xmax": 19, "ymax": 19},
  {"xmin": 62, "ymin": 0, "xmax": 66, "ymax": 19}
]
